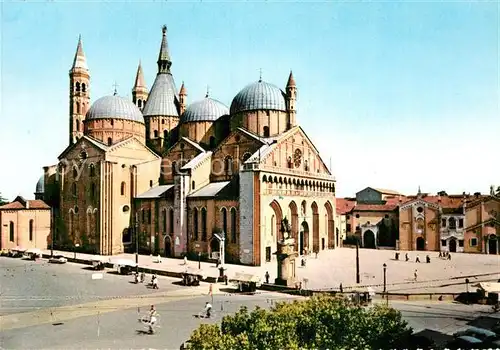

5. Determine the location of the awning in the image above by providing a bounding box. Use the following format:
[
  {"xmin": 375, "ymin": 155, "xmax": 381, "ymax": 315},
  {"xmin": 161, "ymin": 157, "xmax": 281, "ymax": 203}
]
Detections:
[{"xmin": 472, "ymin": 282, "xmax": 500, "ymax": 293}]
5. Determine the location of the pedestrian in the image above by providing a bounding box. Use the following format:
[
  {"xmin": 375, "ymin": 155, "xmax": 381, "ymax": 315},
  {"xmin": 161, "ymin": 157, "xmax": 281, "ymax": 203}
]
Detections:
[
  {"xmin": 414, "ymin": 269, "xmax": 418, "ymax": 281},
  {"xmin": 447, "ymin": 253, "xmax": 451, "ymax": 261},
  {"xmin": 315, "ymin": 251, "xmax": 318, "ymax": 259},
  {"xmin": 415, "ymin": 256, "xmax": 420, "ymax": 263},
  {"xmin": 157, "ymin": 254, "xmax": 162, "ymax": 263},
  {"xmin": 265, "ymin": 271, "xmax": 270, "ymax": 284},
  {"xmin": 184, "ymin": 255, "xmax": 187, "ymax": 265},
  {"xmin": 426, "ymin": 255, "xmax": 430, "ymax": 263},
  {"xmin": 405, "ymin": 253, "xmax": 409, "ymax": 261},
  {"xmin": 339, "ymin": 283, "xmax": 343, "ymax": 293},
  {"xmin": 439, "ymin": 251, "xmax": 442, "ymax": 258}
]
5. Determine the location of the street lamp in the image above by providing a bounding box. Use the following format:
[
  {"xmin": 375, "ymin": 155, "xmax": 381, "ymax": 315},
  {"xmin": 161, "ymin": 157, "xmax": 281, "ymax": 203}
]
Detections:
[
  {"xmin": 383, "ymin": 263, "xmax": 387, "ymax": 293},
  {"xmin": 135, "ymin": 212, "xmax": 139, "ymax": 273},
  {"xmin": 198, "ymin": 252, "xmax": 201, "ymax": 270},
  {"xmin": 355, "ymin": 238, "xmax": 360, "ymax": 284},
  {"xmin": 465, "ymin": 278, "xmax": 470, "ymax": 304}
]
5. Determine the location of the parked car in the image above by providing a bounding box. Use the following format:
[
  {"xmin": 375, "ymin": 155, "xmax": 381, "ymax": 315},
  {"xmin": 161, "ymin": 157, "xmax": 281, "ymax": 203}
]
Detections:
[
  {"xmin": 49, "ymin": 255, "xmax": 68, "ymax": 264},
  {"xmin": 446, "ymin": 335, "xmax": 483, "ymax": 348},
  {"xmin": 454, "ymin": 326, "xmax": 497, "ymax": 343}
]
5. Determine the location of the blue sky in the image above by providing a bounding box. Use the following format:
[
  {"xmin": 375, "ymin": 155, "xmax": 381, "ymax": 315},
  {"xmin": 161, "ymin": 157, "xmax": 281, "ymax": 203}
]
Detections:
[{"xmin": 1, "ymin": 1, "xmax": 499, "ymax": 201}]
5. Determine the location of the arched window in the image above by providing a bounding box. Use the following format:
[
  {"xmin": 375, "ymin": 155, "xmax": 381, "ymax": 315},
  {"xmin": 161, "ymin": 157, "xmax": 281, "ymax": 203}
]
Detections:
[
  {"xmin": 209, "ymin": 136, "xmax": 216, "ymax": 149},
  {"xmin": 164, "ymin": 130, "xmax": 168, "ymax": 140},
  {"xmin": 201, "ymin": 208, "xmax": 207, "ymax": 241},
  {"xmin": 107, "ymin": 137, "xmax": 112, "ymax": 146},
  {"xmin": 75, "ymin": 82, "xmax": 81, "ymax": 92},
  {"xmin": 89, "ymin": 164, "xmax": 95, "ymax": 177},
  {"xmin": 72, "ymin": 183, "xmax": 77, "ymax": 196},
  {"xmin": 9, "ymin": 221, "xmax": 14, "ymax": 242},
  {"xmin": 163, "ymin": 209, "xmax": 167, "ymax": 233},
  {"xmin": 169, "ymin": 208, "xmax": 174, "ymax": 234},
  {"xmin": 221, "ymin": 208, "xmax": 228, "ymax": 235},
  {"xmin": 120, "ymin": 182, "xmax": 126, "ymax": 196},
  {"xmin": 90, "ymin": 183, "xmax": 96, "ymax": 200},
  {"xmin": 263, "ymin": 126, "xmax": 270, "ymax": 137},
  {"xmin": 193, "ymin": 208, "xmax": 199, "ymax": 240},
  {"xmin": 230, "ymin": 208, "xmax": 237, "ymax": 243},
  {"xmin": 76, "ymin": 102, "xmax": 81, "ymax": 115},
  {"xmin": 29, "ymin": 219, "xmax": 34, "ymax": 241},
  {"xmin": 76, "ymin": 119, "xmax": 80, "ymax": 131},
  {"xmin": 449, "ymin": 217, "xmax": 456, "ymax": 229},
  {"xmin": 224, "ymin": 156, "xmax": 233, "ymax": 175},
  {"xmin": 154, "ymin": 130, "xmax": 158, "ymax": 138},
  {"xmin": 81, "ymin": 83, "xmax": 86, "ymax": 93},
  {"xmin": 73, "ymin": 167, "xmax": 78, "ymax": 179}
]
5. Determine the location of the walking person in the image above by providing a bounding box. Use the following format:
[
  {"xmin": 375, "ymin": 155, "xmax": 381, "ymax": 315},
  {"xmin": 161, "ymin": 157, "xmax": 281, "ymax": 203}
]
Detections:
[
  {"xmin": 414, "ymin": 269, "xmax": 418, "ymax": 282},
  {"xmin": 265, "ymin": 271, "xmax": 270, "ymax": 284},
  {"xmin": 183, "ymin": 255, "xmax": 187, "ymax": 265}
]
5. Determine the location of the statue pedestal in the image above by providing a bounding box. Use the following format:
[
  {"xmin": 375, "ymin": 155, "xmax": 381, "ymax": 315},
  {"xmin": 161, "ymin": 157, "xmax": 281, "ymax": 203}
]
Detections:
[{"xmin": 274, "ymin": 238, "xmax": 298, "ymax": 287}]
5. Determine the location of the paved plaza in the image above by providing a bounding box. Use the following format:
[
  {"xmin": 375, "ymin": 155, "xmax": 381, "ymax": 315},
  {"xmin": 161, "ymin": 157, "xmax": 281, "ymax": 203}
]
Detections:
[
  {"xmin": 1, "ymin": 257, "xmax": 500, "ymax": 349},
  {"xmin": 42, "ymin": 247, "xmax": 500, "ymax": 293}
]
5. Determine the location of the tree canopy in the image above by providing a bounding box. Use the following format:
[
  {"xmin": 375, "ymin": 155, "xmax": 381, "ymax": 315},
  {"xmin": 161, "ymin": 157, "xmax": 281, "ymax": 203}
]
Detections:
[
  {"xmin": 0, "ymin": 192, "xmax": 8, "ymax": 206},
  {"xmin": 188, "ymin": 295, "xmax": 412, "ymax": 350}
]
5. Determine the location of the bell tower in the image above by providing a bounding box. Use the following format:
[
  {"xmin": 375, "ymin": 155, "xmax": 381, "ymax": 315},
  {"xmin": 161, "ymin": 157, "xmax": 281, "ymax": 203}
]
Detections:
[
  {"xmin": 132, "ymin": 61, "xmax": 148, "ymax": 111},
  {"xmin": 286, "ymin": 71, "xmax": 297, "ymax": 129},
  {"xmin": 69, "ymin": 35, "xmax": 90, "ymax": 145}
]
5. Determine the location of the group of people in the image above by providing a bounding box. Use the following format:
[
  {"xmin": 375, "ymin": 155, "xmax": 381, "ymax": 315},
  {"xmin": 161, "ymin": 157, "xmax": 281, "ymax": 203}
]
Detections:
[
  {"xmin": 439, "ymin": 251, "xmax": 452, "ymax": 260},
  {"xmin": 133, "ymin": 272, "xmax": 159, "ymax": 289},
  {"xmin": 394, "ymin": 252, "xmax": 436, "ymax": 264}
]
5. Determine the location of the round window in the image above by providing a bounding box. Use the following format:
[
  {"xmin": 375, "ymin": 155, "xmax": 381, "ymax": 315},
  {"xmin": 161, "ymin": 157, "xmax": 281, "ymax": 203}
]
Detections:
[
  {"xmin": 355, "ymin": 214, "xmax": 360, "ymax": 218},
  {"xmin": 417, "ymin": 207, "xmax": 424, "ymax": 213},
  {"xmin": 123, "ymin": 205, "xmax": 130, "ymax": 213},
  {"xmin": 79, "ymin": 151, "xmax": 88, "ymax": 160}
]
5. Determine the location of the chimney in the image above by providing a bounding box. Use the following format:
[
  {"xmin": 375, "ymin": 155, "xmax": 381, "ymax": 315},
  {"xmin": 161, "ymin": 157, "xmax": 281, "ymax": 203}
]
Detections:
[{"xmin": 26, "ymin": 200, "xmax": 30, "ymax": 209}]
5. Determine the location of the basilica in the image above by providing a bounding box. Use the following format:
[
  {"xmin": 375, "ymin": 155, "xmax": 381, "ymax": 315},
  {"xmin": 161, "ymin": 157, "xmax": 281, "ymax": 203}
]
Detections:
[{"xmin": 36, "ymin": 26, "xmax": 338, "ymax": 266}]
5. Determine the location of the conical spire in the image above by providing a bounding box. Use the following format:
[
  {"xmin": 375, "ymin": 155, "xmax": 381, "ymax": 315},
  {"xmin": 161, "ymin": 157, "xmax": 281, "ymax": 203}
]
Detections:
[
  {"xmin": 157, "ymin": 25, "xmax": 172, "ymax": 74},
  {"xmin": 134, "ymin": 61, "xmax": 146, "ymax": 89},
  {"xmin": 71, "ymin": 35, "xmax": 88, "ymax": 70},
  {"xmin": 287, "ymin": 70, "xmax": 296, "ymax": 87},
  {"xmin": 179, "ymin": 81, "xmax": 187, "ymax": 96}
]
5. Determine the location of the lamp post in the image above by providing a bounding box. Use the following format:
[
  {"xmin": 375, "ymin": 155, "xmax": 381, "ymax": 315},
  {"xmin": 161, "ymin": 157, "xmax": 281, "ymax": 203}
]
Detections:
[
  {"xmin": 383, "ymin": 263, "xmax": 387, "ymax": 293},
  {"xmin": 50, "ymin": 207, "xmax": 54, "ymax": 258},
  {"xmin": 198, "ymin": 252, "xmax": 201, "ymax": 270},
  {"xmin": 465, "ymin": 278, "xmax": 470, "ymax": 304},
  {"xmin": 135, "ymin": 212, "xmax": 139, "ymax": 273},
  {"xmin": 355, "ymin": 238, "xmax": 360, "ymax": 284}
]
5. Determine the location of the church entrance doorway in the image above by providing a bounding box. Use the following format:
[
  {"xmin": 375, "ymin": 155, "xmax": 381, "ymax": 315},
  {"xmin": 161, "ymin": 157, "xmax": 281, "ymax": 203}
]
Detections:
[
  {"xmin": 416, "ymin": 237, "xmax": 425, "ymax": 251},
  {"xmin": 164, "ymin": 235, "xmax": 172, "ymax": 257},
  {"xmin": 300, "ymin": 221, "xmax": 309, "ymax": 255},
  {"xmin": 449, "ymin": 238, "xmax": 457, "ymax": 253},
  {"xmin": 488, "ymin": 235, "xmax": 498, "ymax": 254},
  {"xmin": 210, "ymin": 238, "xmax": 220, "ymax": 259},
  {"xmin": 363, "ymin": 230, "xmax": 376, "ymax": 249}
]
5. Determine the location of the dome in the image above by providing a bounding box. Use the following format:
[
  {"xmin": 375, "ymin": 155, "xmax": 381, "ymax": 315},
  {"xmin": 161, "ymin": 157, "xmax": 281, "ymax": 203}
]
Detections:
[
  {"xmin": 143, "ymin": 74, "xmax": 179, "ymax": 117},
  {"xmin": 87, "ymin": 95, "xmax": 144, "ymax": 123},
  {"xmin": 35, "ymin": 175, "xmax": 44, "ymax": 193},
  {"xmin": 230, "ymin": 80, "xmax": 287, "ymax": 114},
  {"xmin": 180, "ymin": 97, "xmax": 229, "ymax": 123}
]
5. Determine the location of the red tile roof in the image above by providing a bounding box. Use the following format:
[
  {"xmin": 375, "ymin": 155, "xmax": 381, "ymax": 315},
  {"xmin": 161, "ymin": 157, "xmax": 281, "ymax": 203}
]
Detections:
[
  {"xmin": 353, "ymin": 204, "xmax": 399, "ymax": 212},
  {"xmin": 336, "ymin": 198, "xmax": 356, "ymax": 215},
  {"xmin": 402, "ymin": 195, "xmax": 464, "ymax": 209},
  {"xmin": 0, "ymin": 197, "xmax": 50, "ymax": 210}
]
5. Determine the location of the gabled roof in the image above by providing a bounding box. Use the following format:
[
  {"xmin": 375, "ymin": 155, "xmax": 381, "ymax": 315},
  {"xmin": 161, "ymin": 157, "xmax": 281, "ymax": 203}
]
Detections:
[
  {"xmin": 58, "ymin": 135, "xmax": 108, "ymax": 160},
  {"xmin": 106, "ymin": 136, "xmax": 161, "ymax": 160},
  {"xmin": 181, "ymin": 137, "xmax": 205, "ymax": 152},
  {"xmin": 181, "ymin": 151, "xmax": 211, "ymax": 170},
  {"xmin": 136, "ymin": 185, "xmax": 174, "ymax": 199},
  {"xmin": 188, "ymin": 181, "xmax": 230, "ymax": 198},
  {"xmin": 0, "ymin": 196, "xmax": 50, "ymax": 210},
  {"xmin": 245, "ymin": 126, "xmax": 333, "ymax": 177}
]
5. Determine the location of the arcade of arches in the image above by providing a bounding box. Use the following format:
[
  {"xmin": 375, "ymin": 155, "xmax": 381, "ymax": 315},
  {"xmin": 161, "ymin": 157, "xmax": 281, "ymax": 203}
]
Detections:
[{"xmin": 266, "ymin": 198, "xmax": 335, "ymax": 257}]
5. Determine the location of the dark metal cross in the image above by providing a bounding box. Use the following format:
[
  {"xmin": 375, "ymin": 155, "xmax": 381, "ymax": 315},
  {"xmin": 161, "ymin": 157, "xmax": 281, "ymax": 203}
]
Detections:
[{"xmin": 113, "ymin": 82, "xmax": 119, "ymax": 95}]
